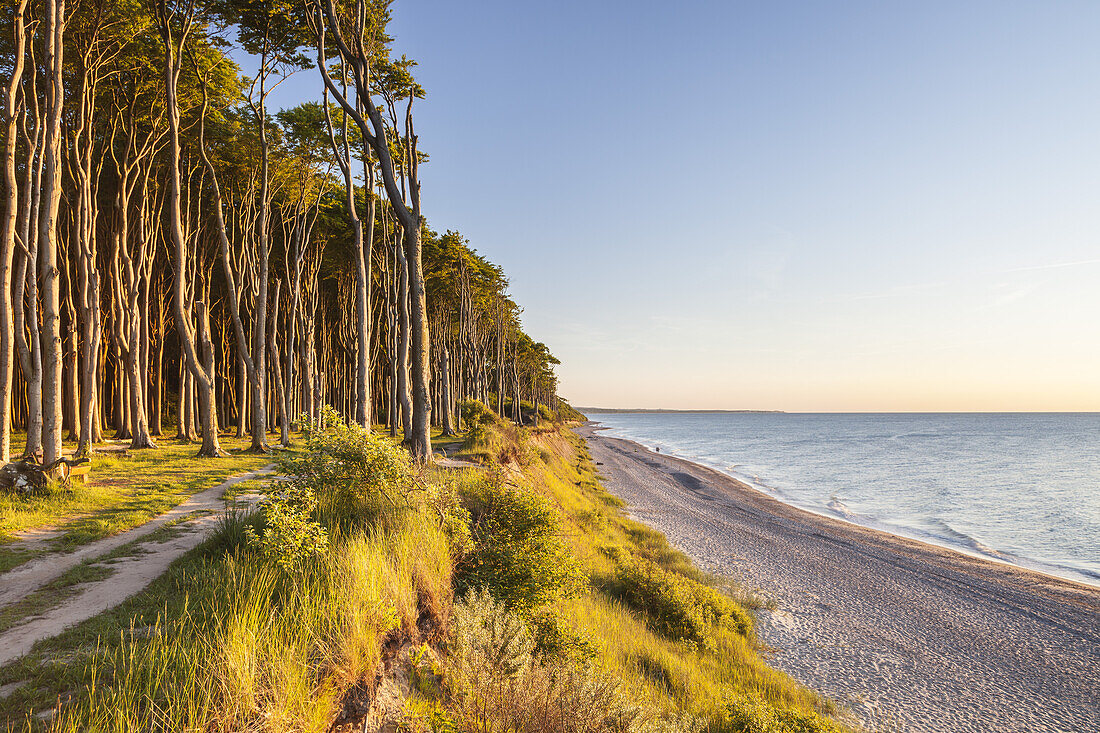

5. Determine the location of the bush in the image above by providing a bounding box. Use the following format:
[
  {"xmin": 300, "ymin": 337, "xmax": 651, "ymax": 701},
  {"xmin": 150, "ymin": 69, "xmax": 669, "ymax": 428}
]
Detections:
[
  {"xmin": 278, "ymin": 407, "xmax": 412, "ymax": 525},
  {"xmin": 249, "ymin": 407, "xmax": 418, "ymax": 569},
  {"xmin": 610, "ymin": 554, "xmax": 752, "ymax": 649},
  {"xmin": 443, "ymin": 590, "xmax": 699, "ymax": 733},
  {"xmin": 717, "ymin": 694, "xmax": 842, "ymax": 733},
  {"xmin": 459, "ymin": 399, "xmax": 496, "ymax": 428},
  {"xmin": 529, "ymin": 611, "xmax": 597, "ymax": 664},
  {"xmin": 460, "ymin": 419, "xmax": 537, "ymax": 466},
  {"xmin": 425, "ymin": 476, "xmax": 475, "ymax": 561},
  {"xmin": 556, "ymin": 399, "xmax": 587, "ymax": 422},
  {"xmin": 457, "ymin": 476, "xmax": 585, "ymax": 617},
  {"xmin": 246, "ymin": 480, "xmax": 330, "ymax": 571}
]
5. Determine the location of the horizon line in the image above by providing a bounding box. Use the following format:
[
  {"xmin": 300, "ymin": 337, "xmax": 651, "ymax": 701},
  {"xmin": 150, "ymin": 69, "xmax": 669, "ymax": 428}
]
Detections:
[{"xmin": 576, "ymin": 407, "xmax": 1100, "ymax": 414}]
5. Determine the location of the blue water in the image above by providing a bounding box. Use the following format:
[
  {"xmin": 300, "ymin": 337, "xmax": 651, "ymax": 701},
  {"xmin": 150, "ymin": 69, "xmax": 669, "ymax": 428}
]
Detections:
[{"xmin": 587, "ymin": 412, "xmax": 1100, "ymax": 586}]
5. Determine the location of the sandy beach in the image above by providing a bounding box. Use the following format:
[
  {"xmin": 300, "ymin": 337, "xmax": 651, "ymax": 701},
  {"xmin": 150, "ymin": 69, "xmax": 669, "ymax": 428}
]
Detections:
[{"xmin": 577, "ymin": 423, "xmax": 1100, "ymax": 733}]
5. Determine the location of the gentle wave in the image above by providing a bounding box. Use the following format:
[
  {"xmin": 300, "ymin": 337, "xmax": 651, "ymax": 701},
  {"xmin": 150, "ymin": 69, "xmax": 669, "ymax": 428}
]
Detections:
[{"xmin": 589, "ymin": 412, "xmax": 1100, "ymax": 587}]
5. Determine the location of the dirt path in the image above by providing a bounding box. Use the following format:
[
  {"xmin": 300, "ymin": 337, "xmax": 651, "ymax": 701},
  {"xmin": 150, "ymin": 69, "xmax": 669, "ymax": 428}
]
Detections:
[
  {"xmin": 578, "ymin": 425, "xmax": 1100, "ymax": 733},
  {"xmin": 0, "ymin": 466, "xmax": 274, "ymax": 666},
  {"xmin": 434, "ymin": 456, "xmax": 482, "ymax": 470}
]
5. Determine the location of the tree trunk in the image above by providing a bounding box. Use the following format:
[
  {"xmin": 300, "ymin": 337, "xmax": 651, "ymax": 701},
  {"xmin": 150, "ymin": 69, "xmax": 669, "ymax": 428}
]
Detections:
[
  {"xmin": 439, "ymin": 344, "xmax": 454, "ymax": 437},
  {"xmin": 39, "ymin": 0, "xmax": 66, "ymax": 467},
  {"xmin": 270, "ymin": 280, "xmax": 288, "ymax": 446},
  {"xmin": 156, "ymin": 1, "xmax": 221, "ymax": 457},
  {"xmin": 0, "ymin": 0, "xmax": 30, "ymax": 462},
  {"xmin": 395, "ymin": 230, "xmax": 412, "ymax": 439},
  {"xmin": 235, "ymin": 354, "xmax": 246, "ymax": 437}
]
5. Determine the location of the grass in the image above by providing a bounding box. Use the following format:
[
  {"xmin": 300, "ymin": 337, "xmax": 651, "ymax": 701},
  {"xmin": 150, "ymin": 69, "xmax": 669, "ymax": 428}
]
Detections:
[
  {"xmin": 0, "ymin": 563, "xmax": 114, "ymax": 636},
  {"xmin": 1, "ymin": 508, "xmax": 452, "ymax": 731},
  {"xmin": 0, "ymin": 434, "xmax": 287, "ymax": 571},
  {"xmin": 0, "ymin": 416, "xmax": 847, "ymax": 732},
  {"xmin": 430, "ymin": 426, "xmax": 467, "ymax": 456},
  {"xmin": 0, "ymin": 510, "xmax": 238, "ymax": 640},
  {"xmin": 0, "ymin": 421, "xmax": 453, "ymax": 731},
  {"xmin": 437, "ymin": 422, "xmax": 845, "ymax": 729}
]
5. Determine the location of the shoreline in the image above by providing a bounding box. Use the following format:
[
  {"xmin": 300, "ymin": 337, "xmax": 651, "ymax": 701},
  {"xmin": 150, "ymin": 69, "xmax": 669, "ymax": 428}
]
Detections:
[
  {"xmin": 578, "ymin": 423, "xmax": 1100, "ymax": 732},
  {"xmin": 586, "ymin": 423, "xmax": 1100, "ymax": 590}
]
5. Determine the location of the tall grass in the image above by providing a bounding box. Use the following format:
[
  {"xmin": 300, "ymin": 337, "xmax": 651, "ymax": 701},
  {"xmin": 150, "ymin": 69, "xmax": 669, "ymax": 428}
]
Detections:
[
  {"xmin": 14, "ymin": 415, "xmax": 846, "ymax": 733},
  {"xmin": 450, "ymin": 418, "xmax": 846, "ymax": 732},
  {"xmin": 45, "ymin": 421, "xmax": 453, "ymax": 733},
  {"xmin": 52, "ymin": 515, "xmax": 452, "ymax": 733}
]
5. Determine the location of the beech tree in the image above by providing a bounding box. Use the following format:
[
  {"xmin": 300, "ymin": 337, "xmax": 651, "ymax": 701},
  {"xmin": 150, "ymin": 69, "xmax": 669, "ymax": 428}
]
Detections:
[
  {"xmin": 0, "ymin": 0, "xmax": 30, "ymax": 462},
  {"xmin": 0, "ymin": 0, "xmax": 567, "ymax": 469}
]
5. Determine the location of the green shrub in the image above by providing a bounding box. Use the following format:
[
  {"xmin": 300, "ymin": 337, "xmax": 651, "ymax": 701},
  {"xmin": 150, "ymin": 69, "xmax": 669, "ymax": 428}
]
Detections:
[
  {"xmin": 537, "ymin": 404, "xmax": 554, "ymax": 422},
  {"xmin": 459, "ymin": 399, "xmax": 496, "ymax": 428},
  {"xmin": 610, "ymin": 555, "xmax": 752, "ymax": 649},
  {"xmin": 717, "ymin": 693, "xmax": 842, "ymax": 733},
  {"xmin": 460, "ymin": 419, "xmax": 537, "ymax": 466},
  {"xmin": 623, "ymin": 522, "xmax": 707, "ymax": 581},
  {"xmin": 277, "ymin": 407, "xmax": 412, "ymax": 525},
  {"xmin": 457, "ymin": 476, "xmax": 585, "ymax": 616},
  {"xmin": 529, "ymin": 611, "xmax": 597, "ymax": 664},
  {"xmin": 556, "ymin": 399, "xmax": 587, "ymax": 422},
  {"xmin": 426, "ymin": 476, "xmax": 475, "ymax": 560},
  {"xmin": 249, "ymin": 407, "xmax": 418, "ymax": 569},
  {"xmin": 246, "ymin": 481, "xmax": 329, "ymax": 571},
  {"xmin": 443, "ymin": 590, "xmax": 698, "ymax": 733}
]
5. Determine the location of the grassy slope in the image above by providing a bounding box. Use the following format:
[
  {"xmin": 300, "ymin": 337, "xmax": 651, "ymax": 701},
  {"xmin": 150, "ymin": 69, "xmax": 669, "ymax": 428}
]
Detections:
[
  {"xmin": 0, "ymin": 420, "xmax": 846, "ymax": 732},
  {"xmin": 457, "ymin": 421, "xmax": 841, "ymax": 727}
]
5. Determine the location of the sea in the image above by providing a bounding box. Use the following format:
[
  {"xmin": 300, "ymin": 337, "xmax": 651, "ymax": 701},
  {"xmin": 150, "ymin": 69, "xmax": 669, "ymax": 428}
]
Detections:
[{"xmin": 586, "ymin": 412, "xmax": 1100, "ymax": 586}]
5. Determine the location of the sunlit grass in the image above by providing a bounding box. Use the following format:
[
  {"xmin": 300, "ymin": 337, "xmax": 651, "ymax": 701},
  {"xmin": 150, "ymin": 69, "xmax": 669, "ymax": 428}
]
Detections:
[
  {"xmin": 0, "ymin": 435, "xmax": 290, "ymax": 571},
  {"xmin": 0, "ymin": 418, "xmax": 846, "ymax": 732},
  {"xmin": 1, "ymin": 509, "xmax": 453, "ymax": 731},
  {"xmin": 484, "ymin": 423, "xmax": 841, "ymax": 727}
]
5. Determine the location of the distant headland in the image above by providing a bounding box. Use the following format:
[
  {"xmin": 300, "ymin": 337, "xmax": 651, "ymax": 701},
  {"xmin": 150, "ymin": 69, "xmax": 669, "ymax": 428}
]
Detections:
[{"xmin": 576, "ymin": 407, "xmax": 784, "ymax": 414}]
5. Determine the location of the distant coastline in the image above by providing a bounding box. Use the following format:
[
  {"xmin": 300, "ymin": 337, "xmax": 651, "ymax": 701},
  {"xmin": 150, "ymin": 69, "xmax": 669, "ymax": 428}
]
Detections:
[{"xmin": 577, "ymin": 407, "xmax": 784, "ymax": 414}]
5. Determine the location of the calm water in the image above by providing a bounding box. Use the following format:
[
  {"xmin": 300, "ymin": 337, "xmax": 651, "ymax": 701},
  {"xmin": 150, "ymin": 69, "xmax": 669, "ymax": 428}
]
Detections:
[{"xmin": 587, "ymin": 412, "xmax": 1100, "ymax": 585}]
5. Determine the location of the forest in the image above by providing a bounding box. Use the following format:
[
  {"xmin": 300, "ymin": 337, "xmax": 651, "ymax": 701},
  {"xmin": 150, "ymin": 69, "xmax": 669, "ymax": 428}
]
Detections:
[{"xmin": 0, "ymin": 0, "xmax": 567, "ymax": 468}]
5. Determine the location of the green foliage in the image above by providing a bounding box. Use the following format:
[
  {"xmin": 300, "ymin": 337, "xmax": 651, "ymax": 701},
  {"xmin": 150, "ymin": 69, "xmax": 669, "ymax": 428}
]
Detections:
[
  {"xmin": 623, "ymin": 522, "xmax": 708, "ymax": 582},
  {"xmin": 529, "ymin": 611, "xmax": 597, "ymax": 665},
  {"xmin": 717, "ymin": 694, "xmax": 843, "ymax": 733},
  {"xmin": 246, "ymin": 480, "xmax": 330, "ymax": 571},
  {"xmin": 556, "ymin": 399, "xmax": 587, "ymax": 422},
  {"xmin": 443, "ymin": 590, "xmax": 698, "ymax": 733},
  {"xmin": 457, "ymin": 476, "xmax": 585, "ymax": 617},
  {"xmin": 38, "ymin": 404, "xmax": 456, "ymax": 733},
  {"xmin": 459, "ymin": 416, "xmax": 537, "ymax": 467},
  {"xmin": 608, "ymin": 553, "xmax": 752, "ymax": 650},
  {"xmin": 459, "ymin": 399, "xmax": 495, "ymax": 428},
  {"xmin": 425, "ymin": 477, "xmax": 475, "ymax": 560},
  {"xmin": 279, "ymin": 406, "xmax": 412, "ymax": 523}
]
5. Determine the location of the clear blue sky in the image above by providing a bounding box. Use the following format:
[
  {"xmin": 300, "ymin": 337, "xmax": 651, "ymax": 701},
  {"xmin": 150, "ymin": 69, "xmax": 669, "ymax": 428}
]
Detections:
[{"xmin": 270, "ymin": 1, "xmax": 1100, "ymax": 411}]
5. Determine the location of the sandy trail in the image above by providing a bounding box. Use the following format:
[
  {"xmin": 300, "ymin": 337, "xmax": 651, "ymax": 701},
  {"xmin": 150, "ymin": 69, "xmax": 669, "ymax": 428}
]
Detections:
[
  {"xmin": 434, "ymin": 456, "xmax": 482, "ymax": 470},
  {"xmin": 0, "ymin": 465, "xmax": 274, "ymax": 666},
  {"xmin": 578, "ymin": 425, "xmax": 1100, "ymax": 733}
]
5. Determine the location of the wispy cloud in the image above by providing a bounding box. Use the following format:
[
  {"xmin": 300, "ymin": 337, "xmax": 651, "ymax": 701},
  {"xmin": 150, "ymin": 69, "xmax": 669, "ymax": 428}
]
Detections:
[
  {"xmin": 826, "ymin": 280, "xmax": 949, "ymax": 304},
  {"xmin": 1001, "ymin": 258, "xmax": 1100, "ymax": 274},
  {"xmin": 978, "ymin": 281, "xmax": 1043, "ymax": 311}
]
